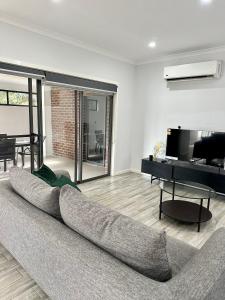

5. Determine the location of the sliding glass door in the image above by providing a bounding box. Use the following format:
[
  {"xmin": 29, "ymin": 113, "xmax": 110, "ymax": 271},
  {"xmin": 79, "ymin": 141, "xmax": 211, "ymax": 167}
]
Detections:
[
  {"xmin": 43, "ymin": 86, "xmax": 113, "ymax": 183},
  {"xmin": 76, "ymin": 91, "xmax": 113, "ymax": 182}
]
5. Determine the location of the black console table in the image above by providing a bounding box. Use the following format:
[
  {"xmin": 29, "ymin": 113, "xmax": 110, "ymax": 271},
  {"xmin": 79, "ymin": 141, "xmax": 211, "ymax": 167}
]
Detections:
[{"xmin": 141, "ymin": 158, "xmax": 225, "ymax": 195}]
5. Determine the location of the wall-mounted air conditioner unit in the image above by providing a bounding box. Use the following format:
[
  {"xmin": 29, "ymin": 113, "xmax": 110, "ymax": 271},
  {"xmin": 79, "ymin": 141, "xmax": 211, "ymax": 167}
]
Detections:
[{"xmin": 164, "ymin": 60, "xmax": 222, "ymax": 82}]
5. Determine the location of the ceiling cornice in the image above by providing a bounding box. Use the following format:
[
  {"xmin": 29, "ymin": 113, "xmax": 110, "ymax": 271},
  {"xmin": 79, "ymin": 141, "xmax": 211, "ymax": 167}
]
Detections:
[
  {"xmin": 136, "ymin": 45, "xmax": 225, "ymax": 65},
  {"xmin": 0, "ymin": 13, "xmax": 135, "ymax": 65}
]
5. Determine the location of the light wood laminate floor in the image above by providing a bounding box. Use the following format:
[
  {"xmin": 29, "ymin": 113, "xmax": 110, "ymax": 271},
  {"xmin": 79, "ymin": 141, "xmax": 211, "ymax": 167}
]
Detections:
[{"xmin": 1, "ymin": 172, "xmax": 225, "ymax": 299}]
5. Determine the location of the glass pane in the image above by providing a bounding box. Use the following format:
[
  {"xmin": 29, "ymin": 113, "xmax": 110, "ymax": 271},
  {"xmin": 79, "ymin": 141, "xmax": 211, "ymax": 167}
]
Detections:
[
  {"xmin": 8, "ymin": 92, "xmax": 29, "ymax": 106},
  {"xmin": 81, "ymin": 92, "xmax": 113, "ymax": 180},
  {"xmin": 0, "ymin": 91, "xmax": 7, "ymax": 104},
  {"xmin": 32, "ymin": 94, "xmax": 37, "ymax": 106},
  {"xmin": 43, "ymin": 85, "xmax": 76, "ymax": 181}
]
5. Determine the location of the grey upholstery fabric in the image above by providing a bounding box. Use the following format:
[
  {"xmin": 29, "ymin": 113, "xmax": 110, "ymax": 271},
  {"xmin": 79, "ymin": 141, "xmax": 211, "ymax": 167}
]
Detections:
[
  {"xmin": 9, "ymin": 167, "xmax": 60, "ymax": 218},
  {"xmin": 168, "ymin": 228, "xmax": 225, "ymax": 300},
  {"xmin": 0, "ymin": 180, "xmax": 173, "ymax": 300},
  {"xmin": 166, "ymin": 235, "xmax": 198, "ymax": 276},
  {"xmin": 54, "ymin": 169, "xmax": 71, "ymax": 180},
  {"xmin": 60, "ymin": 185, "xmax": 172, "ymax": 282}
]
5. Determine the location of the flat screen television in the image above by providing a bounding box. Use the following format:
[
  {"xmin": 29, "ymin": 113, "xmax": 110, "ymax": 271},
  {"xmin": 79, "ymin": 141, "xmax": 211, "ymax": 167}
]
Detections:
[{"xmin": 166, "ymin": 128, "xmax": 225, "ymax": 167}]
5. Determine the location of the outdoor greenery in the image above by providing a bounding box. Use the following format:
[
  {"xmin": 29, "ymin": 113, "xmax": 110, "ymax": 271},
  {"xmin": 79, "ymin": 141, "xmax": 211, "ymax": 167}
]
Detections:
[
  {"xmin": 0, "ymin": 91, "xmax": 7, "ymax": 104},
  {"xmin": 8, "ymin": 92, "xmax": 29, "ymax": 105},
  {"xmin": 0, "ymin": 90, "xmax": 37, "ymax": 106}
]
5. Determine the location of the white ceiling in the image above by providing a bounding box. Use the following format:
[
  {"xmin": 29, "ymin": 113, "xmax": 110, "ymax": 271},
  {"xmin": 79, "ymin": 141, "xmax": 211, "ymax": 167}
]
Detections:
[{"xmin": 0, "ymin": 0, "xmax": 224, "ymax": 64}]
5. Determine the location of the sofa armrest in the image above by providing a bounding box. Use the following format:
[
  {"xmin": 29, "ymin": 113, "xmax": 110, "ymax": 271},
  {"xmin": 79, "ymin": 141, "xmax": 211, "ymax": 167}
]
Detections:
[
  {"xmin": 54, "ymin": 170, "xmax": 71, "ymax": 180},
  {"xmin": 168, "ymin": 228, "xmax": 225, "ymax": 300}
]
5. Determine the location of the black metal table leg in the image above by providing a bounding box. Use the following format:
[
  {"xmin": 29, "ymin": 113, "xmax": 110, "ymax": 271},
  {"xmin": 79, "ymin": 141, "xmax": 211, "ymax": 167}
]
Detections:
[
  {"xmin": 198, "ymin": 199, "xmax": 203, "ymax": 232},
  {"xmin": 4, "ymin": 159, "xmax": 7, "ymax": 172},
  {"xmin": 172, "ymin": 180, "xmax": 175, "ymax": 200},
  {"xmin": 207, "ymin": 197, "xmax": 211, "ymax": 210},
  {"xmin": 159, "ymin": 189, "xmax": 163, "ymax": 220},
  {"xmin": 21, "ymin": 146, "xmax": 25, "ymax": 167}
]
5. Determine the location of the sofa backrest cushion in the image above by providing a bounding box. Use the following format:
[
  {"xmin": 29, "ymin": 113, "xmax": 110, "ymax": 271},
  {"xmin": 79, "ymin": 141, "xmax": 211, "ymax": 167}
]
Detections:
[
  {"xmin": 60, "ymin": 185, "xmax": 172, "ymax": 282},
  {"xmin": 9, "ymin": 167, "xmax": 60, "ymax": 218}
]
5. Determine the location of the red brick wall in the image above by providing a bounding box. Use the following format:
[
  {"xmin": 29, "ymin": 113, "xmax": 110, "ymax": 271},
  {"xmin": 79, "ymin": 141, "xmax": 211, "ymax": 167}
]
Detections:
[{"xmin": 51, "ymin": 87, "xmax": 75, "ymax": 160}]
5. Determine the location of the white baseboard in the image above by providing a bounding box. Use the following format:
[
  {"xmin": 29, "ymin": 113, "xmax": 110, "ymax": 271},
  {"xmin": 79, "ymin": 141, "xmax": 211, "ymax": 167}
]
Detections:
[
  {"xmin": 112, "ymin": 168, "xmax": 147, "ymax": 176},
  {"xmin": 130, "ymin": 169, "xmax": 153, "ymax": 178},
  {"xmin": 130, "ymin": 168, "xmax": 141, "ymax": 174},
  {"xmin": 112, "ymin": 169, "xmax": 132, "ymax": 176}
]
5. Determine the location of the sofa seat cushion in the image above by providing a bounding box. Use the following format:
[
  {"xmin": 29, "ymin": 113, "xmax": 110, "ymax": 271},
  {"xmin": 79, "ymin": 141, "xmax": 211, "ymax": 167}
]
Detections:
[
  {"xmin": 60, "ymin": 185, "xmax": 172, "ymax": 282},
  {"xmin": 9, "ymin": 167, "xmax": 60, "ymax": 218}
]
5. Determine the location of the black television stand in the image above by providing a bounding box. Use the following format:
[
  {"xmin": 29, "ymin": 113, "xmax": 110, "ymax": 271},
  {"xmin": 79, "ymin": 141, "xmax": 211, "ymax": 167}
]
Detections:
[{"xmin": 141, "ymin": 158, "xmax": 225, "ymax": 195}]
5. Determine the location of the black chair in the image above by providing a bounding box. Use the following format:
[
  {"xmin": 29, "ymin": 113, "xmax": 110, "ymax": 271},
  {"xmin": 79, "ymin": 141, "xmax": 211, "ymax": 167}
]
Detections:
[
  {"xmin": 0, "ymin": 138, "xmax": 16, "ymax": 171},
  {"xmin": 18, "ymin": 144, "xmax": 38, "ymax": 167},
  {"xmin": 95, "ymin": 130, "xmax": 104, "ymax": 154},
  {"xmin": 17, "ymin": 136, "xmax": 46, "ymax": 168},
  {"xmin": 0, "ymin": 134, "xmax": 7, "ymax": 140}
]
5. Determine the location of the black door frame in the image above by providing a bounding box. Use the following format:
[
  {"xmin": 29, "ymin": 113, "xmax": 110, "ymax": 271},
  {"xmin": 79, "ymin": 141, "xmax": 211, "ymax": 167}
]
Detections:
[
  {"xmin": 36, "ymin": 79, "xmax": 44, "ymax": 168},
  {"xmin": 28, "ymin": 78, "xmax": 35, "ymax": 172},
  {"xmin": 28, "ymin": 78, "xmax": 44, "ymax": 172}
]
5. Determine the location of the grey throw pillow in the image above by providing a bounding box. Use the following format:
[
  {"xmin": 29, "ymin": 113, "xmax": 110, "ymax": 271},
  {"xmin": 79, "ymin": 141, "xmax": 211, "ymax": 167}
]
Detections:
[
  {"xmin": 9, "ymin": 167, "xmax": 60, "ymax": 218},
  {"xmin": 60, "ymin": 185, "xmax": 172, "ymax": 282}
]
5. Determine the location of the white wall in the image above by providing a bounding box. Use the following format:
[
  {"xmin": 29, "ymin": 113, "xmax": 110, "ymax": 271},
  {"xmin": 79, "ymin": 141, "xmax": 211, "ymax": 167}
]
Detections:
[
  {"xmin": 0, "ymin": 106, "xmax": 29, "ymax": 135},
  {"xmin": 132, "ymin": 50, "xmax": 225, "ymax": 171},
  {"xmin": 0, "ymin": 21, "xmax": 135, "ymax": 174}
]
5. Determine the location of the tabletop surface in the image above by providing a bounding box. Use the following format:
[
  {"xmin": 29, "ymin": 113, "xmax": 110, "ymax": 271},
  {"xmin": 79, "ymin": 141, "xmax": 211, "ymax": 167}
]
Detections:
[{"xmin": 160, "ymin": 180, "xmax": 216, "ymax": 200}]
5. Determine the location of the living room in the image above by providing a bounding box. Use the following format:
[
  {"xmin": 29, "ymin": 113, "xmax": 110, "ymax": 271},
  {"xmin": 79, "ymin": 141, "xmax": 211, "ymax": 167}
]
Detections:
[{"xmin": 0, "ymin": 0, "xmax": 225, "ymax": 299}]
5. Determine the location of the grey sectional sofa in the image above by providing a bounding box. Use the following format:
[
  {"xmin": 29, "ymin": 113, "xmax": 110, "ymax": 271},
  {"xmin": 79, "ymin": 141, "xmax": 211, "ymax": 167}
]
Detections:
[{"xmin": 0, "ymin": 174, "xmax": 225, "ymax": 300}]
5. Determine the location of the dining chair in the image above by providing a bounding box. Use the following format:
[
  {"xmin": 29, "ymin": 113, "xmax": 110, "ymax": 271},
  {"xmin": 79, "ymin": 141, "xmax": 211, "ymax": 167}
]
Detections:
[
  {"xmin": 17, "ymin": 136, "xmax": 46, "ymax": 168},
  {"xmin": 0, "ymin": 138, "xmax": 16, "ymax": 172},
  {"xmin": 0, "ymin": 134, "xmax": 7, "ymax": 140},
  {"xmin": 95, "ymin": 130, "xmax": 104, "ymax": 154}
]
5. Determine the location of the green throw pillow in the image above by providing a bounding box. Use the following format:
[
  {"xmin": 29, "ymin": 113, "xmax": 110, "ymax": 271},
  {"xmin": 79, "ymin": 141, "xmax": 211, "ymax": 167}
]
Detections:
[
  {"xmin": 52, "ymin": 175, "xmax": 81, "ymax": 192},
  {"xmin": 33, "ymin": 164, "xmax": 81, "ymax": 192},
  {"xmin": 32, "ymin": 164, "xmax": 57, "ymax": 185}
]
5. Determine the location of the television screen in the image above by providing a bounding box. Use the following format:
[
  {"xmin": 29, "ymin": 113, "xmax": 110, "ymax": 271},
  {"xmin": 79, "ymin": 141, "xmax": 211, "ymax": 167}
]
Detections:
[{"xmin": 166, "ymin": 128, "xmax": 225, "ymax": 167}]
